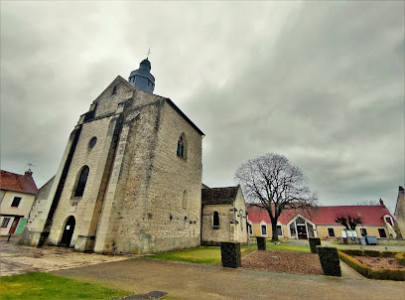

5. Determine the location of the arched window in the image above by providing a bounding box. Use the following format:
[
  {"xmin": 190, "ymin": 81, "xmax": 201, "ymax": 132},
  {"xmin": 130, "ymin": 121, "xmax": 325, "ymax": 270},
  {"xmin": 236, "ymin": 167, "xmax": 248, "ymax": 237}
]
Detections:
[
  {"xmin": 176, "ymin": 134, "xmax": 186, "ymax": 159},
  {"xmin": 213, "ymin": 211, "xmax": 220, "ymax": 229},
  {"xmin": 74, "ymin": 166, "xmax": 89, "ymax": 197}
]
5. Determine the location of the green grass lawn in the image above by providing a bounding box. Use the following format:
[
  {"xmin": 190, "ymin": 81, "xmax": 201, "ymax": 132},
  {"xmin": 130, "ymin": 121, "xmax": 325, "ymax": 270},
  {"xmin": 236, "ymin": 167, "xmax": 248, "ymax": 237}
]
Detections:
[
  {"xmin": 265, "ymin": 243, "xmax": 310, "ymax": 252},
  {"xmin": 146, "ymin": 242, "xmax": 310, "ymax": 265},
  {"xmin": 147, "ymin": 245, "xmax": 257, "ymax": 264},
  {"xmin": 0, "ymin": 273, "xmax": 129, "ymax": 300}
]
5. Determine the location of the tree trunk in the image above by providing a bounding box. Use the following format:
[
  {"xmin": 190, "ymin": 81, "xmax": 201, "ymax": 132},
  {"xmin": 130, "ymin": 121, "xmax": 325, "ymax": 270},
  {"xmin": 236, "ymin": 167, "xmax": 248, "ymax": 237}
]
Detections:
[{"xmin": 271, "ymin": 221, "xmax": 278, "ymax": 242}]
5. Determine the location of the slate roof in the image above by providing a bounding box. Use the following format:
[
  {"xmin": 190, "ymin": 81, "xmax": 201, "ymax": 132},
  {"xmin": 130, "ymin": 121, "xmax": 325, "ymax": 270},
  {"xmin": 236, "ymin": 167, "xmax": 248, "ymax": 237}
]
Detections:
[
  {"xmin": 0, "ymin": 170, "xmax": 38, "ymax": 195},
  {"xmin": 202, "ymin": 186, "xmax": 239, "ymax": 205},
  {"xmin": 247, "ymin": 204, "xmax": 394, "ymax": 226}
]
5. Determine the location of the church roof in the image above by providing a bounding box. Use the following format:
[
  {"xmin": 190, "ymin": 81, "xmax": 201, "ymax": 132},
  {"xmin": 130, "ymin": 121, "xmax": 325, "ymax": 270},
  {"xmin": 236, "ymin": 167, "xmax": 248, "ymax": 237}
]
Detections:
[
  {"xmin": 0, "ymin": 170, "xmax": 38, "ymax": 195},
  {"xmin": 247, "ymin": 204, "xmax": 394, "ymax": 226},
  {"xmin": 202, "ymin": 186, "xmax": 239, "ymax": 205}
]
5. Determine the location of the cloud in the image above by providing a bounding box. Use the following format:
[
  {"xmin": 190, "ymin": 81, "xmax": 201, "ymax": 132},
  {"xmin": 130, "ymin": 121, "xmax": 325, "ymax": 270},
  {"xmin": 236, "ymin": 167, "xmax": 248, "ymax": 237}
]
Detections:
[{"xmin": 1, "ymin": 1, "xmax": 403, "ymax": 212}]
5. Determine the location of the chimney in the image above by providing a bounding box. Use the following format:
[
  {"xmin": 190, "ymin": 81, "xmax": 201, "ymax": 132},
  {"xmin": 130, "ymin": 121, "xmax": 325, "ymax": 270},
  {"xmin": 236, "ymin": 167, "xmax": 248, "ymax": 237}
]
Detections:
[
  {"xmin": 24, "ymin": 168, "xmax": 33, "ymax": 176},
  {"xmin": 379, "ymin": 198, "xmax": 384, "ymax": 206}
]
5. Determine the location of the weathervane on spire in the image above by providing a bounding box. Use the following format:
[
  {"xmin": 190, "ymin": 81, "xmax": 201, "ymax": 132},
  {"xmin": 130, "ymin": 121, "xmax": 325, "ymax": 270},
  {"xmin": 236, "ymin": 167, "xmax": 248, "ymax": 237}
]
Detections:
[
  {"xmin": 27, "ymin": 162, "xmax": 36, "ymax": 170},
  {"xmin": 146, "ymin": 47, "xmax": 151, "ymax": 59}
]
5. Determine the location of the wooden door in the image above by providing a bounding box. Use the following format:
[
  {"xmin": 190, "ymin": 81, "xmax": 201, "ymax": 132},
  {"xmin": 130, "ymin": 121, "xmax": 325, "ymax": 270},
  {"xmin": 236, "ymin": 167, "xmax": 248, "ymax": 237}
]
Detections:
[{"xmin": 8, "ymin": 217, "xmax": 21, "ymax": 234}]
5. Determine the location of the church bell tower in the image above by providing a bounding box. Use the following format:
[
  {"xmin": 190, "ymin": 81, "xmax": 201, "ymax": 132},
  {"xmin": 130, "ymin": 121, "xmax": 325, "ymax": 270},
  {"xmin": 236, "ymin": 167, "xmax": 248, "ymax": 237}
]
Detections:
[{"xmin": 128, "ymin": 58, "xmax": 155, "ymax": 93}]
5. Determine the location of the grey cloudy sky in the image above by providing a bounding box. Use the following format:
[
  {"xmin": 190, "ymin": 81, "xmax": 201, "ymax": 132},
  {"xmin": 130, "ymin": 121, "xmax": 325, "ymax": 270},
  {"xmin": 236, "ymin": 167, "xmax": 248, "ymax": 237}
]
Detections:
[{"xmin": 1, "ymin": 1, "xmax": 404, "ymax": 212}]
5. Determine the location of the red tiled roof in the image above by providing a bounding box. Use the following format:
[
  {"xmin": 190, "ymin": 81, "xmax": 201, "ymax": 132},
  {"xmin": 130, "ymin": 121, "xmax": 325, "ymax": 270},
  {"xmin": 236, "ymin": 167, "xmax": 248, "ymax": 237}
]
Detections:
[
  {"xmin": 247, "ymin": 204, "xmax": 394, "ymax": 226},
  {"xmin": 0, "ymin": 170, "xmax": 38, "ymax": 195}
]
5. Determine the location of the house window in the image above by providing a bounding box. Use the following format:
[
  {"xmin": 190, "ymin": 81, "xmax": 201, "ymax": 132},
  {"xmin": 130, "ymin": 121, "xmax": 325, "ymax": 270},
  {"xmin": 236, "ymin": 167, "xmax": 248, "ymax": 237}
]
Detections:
[
  {"xmin": 378, "ymin": 228, "xmax": 387, "ymax": 238},
  {"xmin": 176, "ymin": 134, "xmax": 186, "ymax": 159},
  {"xmin": 360, "ymin": 228, "xmax": 367, "ymax": 237},
  {"xmin": 213, "ymin": 211, "xmax": 220, "ymax": 229},
  {"xmin": 277, "ymin": 225, "xmax": 282, "ymax": 236},
  {"xmin": 261, "ymin": 225, "xmax": 267, "ymax": 236},
  {"xmin": 11, "ymin": 197, "xmax": 22, "ymax": 207},
  {"xmin": 328, "ymin": 228, "xmax": 335, "ymax": 237},
  {"xmin": 248, "ymin": 224, "xmax": 252, "ymax": 235},
  {"xmin": 112, "ymin": 86, "xmax": 117, "ymax": 95},
  {"xmin": 74, "ymin": 166, "xmax": 89, "ymax": 197},
  {"xmin": 1, "ymin": 217, "xmax": 11, "ymax": 228}
]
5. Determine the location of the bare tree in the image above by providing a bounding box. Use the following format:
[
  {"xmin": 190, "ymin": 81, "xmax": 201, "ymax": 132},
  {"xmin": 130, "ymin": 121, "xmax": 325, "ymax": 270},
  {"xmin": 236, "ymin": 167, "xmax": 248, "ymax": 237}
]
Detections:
[
  {"xmin": 235, "ymin": 153, "xmax": 316, "ymax": 242},
  {"xmin": 335, "ymin": 216, "xmax": 362, "ymax": 230}
]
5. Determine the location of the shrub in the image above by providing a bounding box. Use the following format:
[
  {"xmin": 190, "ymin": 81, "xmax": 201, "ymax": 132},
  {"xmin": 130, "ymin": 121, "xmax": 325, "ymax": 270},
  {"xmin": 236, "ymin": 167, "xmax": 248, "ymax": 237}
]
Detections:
[
  {"xmin": 363, "ymin": 250, "xmax": 382, "ymax": 257},
  {"xmin": 380, "ymin": 251, "xmax": 397, "ymax": 258},
  {"xmin": 256, "ymin": 237, "xmax": 266, "ymax": 251},
  {"xmin": 309, "ymin": 238, "xmax": 321, "ymax": 253},
  {"xmin": 341, "ymin": 249, "xmax": 363, "ymax": 256},
  {"xmin": 338, "ymin": 251, "xmax": 370, "ymax": 276},
  {"xmin": 340, "ymin": 249, "xmax": 397, "ymax": 258},
  {"xmin": 317, "ymin": 247, "xmax": 341, "ymax": 276},
  {"xmin": 395, "ymin": 252, "xmax": 405, "ymax": 266},
  {"xmin": 338, "ymin": 250, "xmax": 405, "ymax": 281},
  {"xmin": 221, "ymin": 242, "xmax": 241, "ymax": 268}
]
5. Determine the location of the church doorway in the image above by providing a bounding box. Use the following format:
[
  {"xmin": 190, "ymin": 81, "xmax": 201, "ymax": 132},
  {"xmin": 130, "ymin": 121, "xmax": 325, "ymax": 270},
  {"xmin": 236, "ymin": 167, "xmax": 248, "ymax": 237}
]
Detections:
[{"xmin": 60, "ymin": 216, "xmax": 75, "ymax": 247}]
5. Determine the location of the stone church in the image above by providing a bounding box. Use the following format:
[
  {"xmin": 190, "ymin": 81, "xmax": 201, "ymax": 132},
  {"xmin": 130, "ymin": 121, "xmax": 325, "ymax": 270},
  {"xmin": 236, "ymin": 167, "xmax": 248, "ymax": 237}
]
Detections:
[{"xmin": 22, "ymin": 58, "xmax": 248, "ymax": 254}]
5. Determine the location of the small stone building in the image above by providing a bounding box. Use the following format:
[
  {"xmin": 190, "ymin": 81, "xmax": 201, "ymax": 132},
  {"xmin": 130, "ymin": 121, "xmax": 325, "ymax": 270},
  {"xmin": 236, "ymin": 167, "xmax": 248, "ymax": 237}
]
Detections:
[
  {"xmin": 21, "ymin": 58, "xmax": 204, "ymax": 254},
  {"xmin": 201, "ymin": 185, "xmax": 248, "ymax": 245},
  {"xmin": 0, "ymin": 169, "xmax": 38, "ymax": 236}
]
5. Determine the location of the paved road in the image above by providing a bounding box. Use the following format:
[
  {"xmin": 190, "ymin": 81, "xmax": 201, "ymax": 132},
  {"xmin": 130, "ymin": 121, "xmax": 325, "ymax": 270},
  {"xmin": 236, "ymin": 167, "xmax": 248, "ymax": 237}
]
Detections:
[{"xmin": 53, "ymin": 258, "xmax": 405, "ymax": 300}]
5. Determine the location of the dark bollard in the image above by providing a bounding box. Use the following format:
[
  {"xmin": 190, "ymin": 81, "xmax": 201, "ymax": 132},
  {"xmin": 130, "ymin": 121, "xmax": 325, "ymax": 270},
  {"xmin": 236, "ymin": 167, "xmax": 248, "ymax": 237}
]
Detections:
[
  {"xmin": 317, "ymin": 246, "xmax": 341, "ymax": 276},
  {"xmin": 256, "ymin": 237, "xmax": 266, "ymax": 250},
  {"xmin": 309, "ymin": 238, "xmax": 321, "ymax": 253},
  {"xmin": 220, "ymin": 242, "xmax": 241, "ymax": 268}
]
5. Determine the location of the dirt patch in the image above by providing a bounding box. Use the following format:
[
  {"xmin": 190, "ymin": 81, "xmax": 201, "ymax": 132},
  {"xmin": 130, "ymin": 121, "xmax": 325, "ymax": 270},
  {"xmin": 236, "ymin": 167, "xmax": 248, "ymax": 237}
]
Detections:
[
  {"xmin": 242, "ymin": 250, "xmax": 322, "ymax": 275},
  {"xmin": 354, "ymin": 256, "xmax": 405, "ymax": 270}
]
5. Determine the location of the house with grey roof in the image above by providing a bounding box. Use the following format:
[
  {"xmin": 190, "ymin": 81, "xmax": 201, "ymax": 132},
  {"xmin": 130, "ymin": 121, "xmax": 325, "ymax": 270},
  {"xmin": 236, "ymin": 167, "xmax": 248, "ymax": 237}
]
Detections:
[{"xmin": 201, "ymin": 185, "xmax": 248, "ymax": 245}]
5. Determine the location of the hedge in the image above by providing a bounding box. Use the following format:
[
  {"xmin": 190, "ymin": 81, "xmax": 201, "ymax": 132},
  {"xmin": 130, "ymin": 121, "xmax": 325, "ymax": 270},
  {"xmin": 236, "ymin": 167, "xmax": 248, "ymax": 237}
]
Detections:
[
  {"xmin": 395, "ymin": 252, "xmax": 405, "ymax": 266},
  {"xmin": 338, "ymin": 250, "xmax": 405, "ymax": 281},
  {"xmin": 340, "ymin": 249, "xmax": 398, "ymax": 258}
]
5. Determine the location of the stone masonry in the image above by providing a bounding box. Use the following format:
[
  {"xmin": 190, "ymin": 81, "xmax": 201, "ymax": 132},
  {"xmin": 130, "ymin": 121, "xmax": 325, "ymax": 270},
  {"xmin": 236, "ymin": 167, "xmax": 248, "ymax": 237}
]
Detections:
[{"xmin": 21, "ymin": 70, "xmax": 204, "ymax": 254}]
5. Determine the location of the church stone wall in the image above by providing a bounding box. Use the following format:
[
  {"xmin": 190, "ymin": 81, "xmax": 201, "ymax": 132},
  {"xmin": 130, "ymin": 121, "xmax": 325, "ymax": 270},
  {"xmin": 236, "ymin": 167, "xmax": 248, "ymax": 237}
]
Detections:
[
  {"xmin": 202, "ymin": 204, "xmax": 232, "ymax": 244},
  {"xmin": 96, "ymin": 97, "xmax": 202, "ymax": 254},
  {"xmin": 94, "ymin": 78, "xmax": 134, "ymax": 118},
  {"xmin": 233, "ymin": 189, "xmax": 248, "ymax": 244},
  {"xmin": 46, "ymin": 115, "xmax": 118, "ymax": 250},
  {"xmin": 21, "ymin": 73, "xmax": 204, "ymax": 254},
  {"xmin": 142, "ymin": 100, "xmax": 202, "ymax": 252}
]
